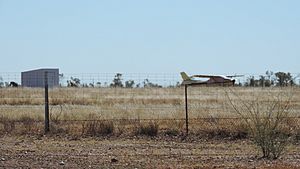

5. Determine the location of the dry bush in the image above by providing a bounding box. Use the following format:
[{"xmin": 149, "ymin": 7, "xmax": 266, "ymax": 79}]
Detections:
[
  {"xmin": 192, "ymin": 117, "xmax": 248, "ymax": 139},
  {"xmin": 163, "ymin": 120, "xmax": 185, "ymax": 136},
  {"xmin": 163, "ymin": 128, "xmax": 180, "ymax": 136},
  {"xmin": 0, "ymin": 116, "xmax": 15, "ymax": 133},
  {"xmin": 162, "ymin": 120, "xmax": 184, "ymax": 136},
  {"xmin": 113, "ymin": 119, "xmax": 136, "ymax": 136},
  {"xmin": 226, "ymin": 88, "xmax": 294, "ymax": 159},
  {"xmin": 231, "ymin": 122, "xmax": 249, "ymax": 139},
  {"xmin": 82, "ymin": 120, "xmax": 114, "ymax": 136},
  {"xmin": 18, "ymin": 116, "xmax": 38, "ymax": 134},
  {"xmin": 0, "ymin": 116, "xmax": 40, "ymax": 135},
  {"xmin": 135, "ymin": 121, "xmax": 159, "ymax": 137},
  {"xmin": 49, "ymin": 122, "xmax": 72, "ymax": 136},
  {"xmin": 50, "ymin": 104, "xmax": 64, "ymax": 124},
  {"xmin": 284, "ymin": 118, "xmax": 300, "ymax": 142},
  {"xmin": 49, "ymin": 108, "xmax": 70, "ymax": 135}
]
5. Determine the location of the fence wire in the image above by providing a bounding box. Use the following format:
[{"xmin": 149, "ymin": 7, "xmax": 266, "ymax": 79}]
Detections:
[{"xmin": 0, "ymin": 72, "xmax": 300, "ymax": 135}]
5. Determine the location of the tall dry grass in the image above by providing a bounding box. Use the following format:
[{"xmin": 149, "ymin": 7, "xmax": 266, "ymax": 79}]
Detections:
[{"xmin": 0, "ymin": 87, "xmax": 299, "ymax": 137}]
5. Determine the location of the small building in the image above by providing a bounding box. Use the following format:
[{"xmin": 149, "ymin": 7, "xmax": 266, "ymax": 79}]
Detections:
[{"xmin": 21, "ymin": 68, "xmax": 59, "ymax": 87}]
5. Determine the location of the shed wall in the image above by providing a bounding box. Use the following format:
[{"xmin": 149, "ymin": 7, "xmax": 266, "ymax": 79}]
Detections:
[{"xmin": 21, "ymin": 69, "xmax": 59, "ymax": 87}]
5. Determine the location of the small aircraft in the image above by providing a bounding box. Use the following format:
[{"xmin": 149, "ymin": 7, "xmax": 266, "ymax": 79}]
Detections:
[{"xmin": 180, "ymin": 72, "xmax": 243, "ymax": 86}]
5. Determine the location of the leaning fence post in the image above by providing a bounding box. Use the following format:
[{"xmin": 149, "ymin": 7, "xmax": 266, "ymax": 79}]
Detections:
[
  {"xmin": 185, "ymin": 84, "xmax": 189, "ymax": 135},
  {"xmin": 44, "ymin": 71, "xmax": 50, "ymax": 133}
]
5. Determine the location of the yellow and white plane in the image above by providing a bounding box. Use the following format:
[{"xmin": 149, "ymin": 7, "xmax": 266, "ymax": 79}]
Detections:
[{"xmin": 180, "ymin": 72, "xmax": 242, "ymax": 86}]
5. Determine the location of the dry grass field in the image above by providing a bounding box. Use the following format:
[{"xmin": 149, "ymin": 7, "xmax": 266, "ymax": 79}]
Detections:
[
  {"xmin": 0, "ymin": 87, "xmax": 299, "ymax": 135},
  {"xmin": 1, "ymin": 87, "xmax": 299, "ymax": 118},
  {"xmin": 0, "ymin": 87, "xmax": 300, "ymax": 168},
  {"xmin": 0, "ymin": 87, "xmax": 299, "ymax": 134}
]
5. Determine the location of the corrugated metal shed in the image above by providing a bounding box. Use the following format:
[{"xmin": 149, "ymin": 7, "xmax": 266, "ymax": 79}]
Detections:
[{"xmin": 21, "ymin": 68, "xmax": 59, "ymax": 87}]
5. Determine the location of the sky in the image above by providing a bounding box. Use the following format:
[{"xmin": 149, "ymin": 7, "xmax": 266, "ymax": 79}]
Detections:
[{"xmin": 0, "ymin": 0, "xmax": 299, "ymax": 75}]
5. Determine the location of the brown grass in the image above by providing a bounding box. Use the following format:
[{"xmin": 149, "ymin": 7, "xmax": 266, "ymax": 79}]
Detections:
[{"xmin": 0, "ymin": 87, "xmax": 299, "ymax": 138}]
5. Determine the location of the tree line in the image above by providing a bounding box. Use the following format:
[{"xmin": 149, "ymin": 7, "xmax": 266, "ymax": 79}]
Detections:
[
  {"xmin": 243, "ymin": 71, "xmax": 298, "ymax": 87},
  {"xmin": 66, "ymin": 71, "xmax": 299, "ymax": 88},
  {"xmin": 0, "ymin": 71, "xmax": 299, "ymax": 88},
  {"xmin": 66, "ymin": 73, "xmax": 163, "ymax": 88}
]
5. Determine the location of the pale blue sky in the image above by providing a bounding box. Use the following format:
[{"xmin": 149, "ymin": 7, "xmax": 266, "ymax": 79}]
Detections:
[{"xmin": 0, "ymin": 0, "xmax": 299, "ymax": 75}]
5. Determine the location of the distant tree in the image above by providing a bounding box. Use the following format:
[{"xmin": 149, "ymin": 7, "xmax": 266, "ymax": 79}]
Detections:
[
  {"xmin": 9, "ymin": 81, "xmax": 18, "ymax": 87},
  {"xmin": 264, "ymin": 78, "xmax": 273, "ymax": 87},
  {"xmin": 89, "ymin": 83, "xmax": 94, "ymax": 88},
  {"xmin": 125, "ymin": 80, "xmax": 135, "ymax": 88},
  {"xmin": 290, "ymin": 79, "xmax": 295, "ymax": 86},
  {"xmin": 96, "ymin": 82, "xmax": 101, "ymax": 88},
  {"xmin": 59, "ymin": 73, "xmax": 64, "ymax": 87},
  {"xmin": 245, "ymin": 76, "xmax": 259, "ymax": 87},
  {"xmin": 275, "ymin": 72, "xmax": 293, "ymax": 87},
  {"xmin": 110, "ymin": 73, "xmax": 123, "ymax": 88},
  {"xmin": 258, "ymin": 75, "xmax": 266, "ymax": 87},
  {"xmin": 249, "ymin": 76, "xmax": 255, "ymax": 87},
  {"xmin": 244, "ymin": 71, "xmax": 292, "ymax": 87},
  {"xmin": 266, "ymin": 71, "xmax": 274, "ymax": 82},
  {"xmin": 0, "ymin": 76, "xmax": 4, "ymax": 88},
  {"xmin": 67, "ymin": 77, "xmax": 81, "ymax": 87},
  {"xmin": 264, "ymin": 71, "xmax": 275, "ymax": 87}
]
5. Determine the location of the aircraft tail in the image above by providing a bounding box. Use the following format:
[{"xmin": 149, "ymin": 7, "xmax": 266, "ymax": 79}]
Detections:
[{"xmin": 180, "ymin": 72, "xmax": 191, "ymax": 81}]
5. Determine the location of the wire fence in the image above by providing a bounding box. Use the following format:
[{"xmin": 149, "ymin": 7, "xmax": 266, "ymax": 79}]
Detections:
[
  {"xmin": 0, "ymin": 72, "xmax": 300, "ymax": 135},
  {"xmin": 1, "ymin": 72, "xmax": 300, "ymax": 87}
]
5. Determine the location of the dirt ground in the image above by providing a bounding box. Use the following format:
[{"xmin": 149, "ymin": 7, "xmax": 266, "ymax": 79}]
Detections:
[{"xmin": 0, "ymin": 136, "xmax": 299, "ymax": 169}]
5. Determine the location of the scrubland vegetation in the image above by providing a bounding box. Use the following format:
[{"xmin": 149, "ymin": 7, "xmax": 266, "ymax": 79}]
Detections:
[
  {"xmin": 0, "ymin": 87, "xmax": 299, "ymax": 139},
  {"xmin": 0, "ymin": 86, "xmax": 300, "ymax": 168}
]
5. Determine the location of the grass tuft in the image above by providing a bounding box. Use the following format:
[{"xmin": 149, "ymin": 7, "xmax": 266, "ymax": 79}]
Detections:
[
  {"xmin": 135, "ymin": 121, "xmax": 159, "ymax": 137},
  {"xmin": 82, "ymin": 120, "xmax": 114, "ymax": 137}
]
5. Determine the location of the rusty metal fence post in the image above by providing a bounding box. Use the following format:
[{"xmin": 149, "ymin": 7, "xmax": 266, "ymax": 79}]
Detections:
[
  {"xmin": 185, "ymin": 84, "xmax": 188, "ymax": 135},
  {"xmin": 44, "ymin": 71, "xmax": 50, "ymax": 133}
]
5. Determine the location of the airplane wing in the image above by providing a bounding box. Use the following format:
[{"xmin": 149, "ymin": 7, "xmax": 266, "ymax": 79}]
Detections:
[
  {"xmin": 193, "ymin": 74, "xmax": 244, "ymax": 79},
  {"xmin": 226, "ymin": 75, "xmax": 244, "ymax": 78},
  {"xmin": 192, "ymin": 75, "xmax": 223, "ymax": 78}
]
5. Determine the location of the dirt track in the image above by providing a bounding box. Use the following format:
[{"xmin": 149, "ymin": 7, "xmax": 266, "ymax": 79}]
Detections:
[{"xmin": 0, "ymin": 136, "xmax": 299, "ymax": 169}]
